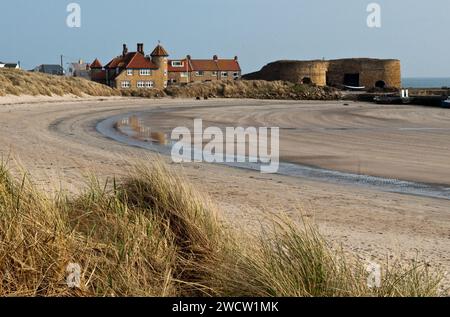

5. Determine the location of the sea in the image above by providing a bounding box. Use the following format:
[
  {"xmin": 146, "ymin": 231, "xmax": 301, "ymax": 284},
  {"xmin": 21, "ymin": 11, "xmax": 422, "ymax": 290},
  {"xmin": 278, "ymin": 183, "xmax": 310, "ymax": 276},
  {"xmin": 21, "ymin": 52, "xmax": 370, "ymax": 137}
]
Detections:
[{"xmin": 402, "ymin": 78, "xmax": 450, "ymax": 88}]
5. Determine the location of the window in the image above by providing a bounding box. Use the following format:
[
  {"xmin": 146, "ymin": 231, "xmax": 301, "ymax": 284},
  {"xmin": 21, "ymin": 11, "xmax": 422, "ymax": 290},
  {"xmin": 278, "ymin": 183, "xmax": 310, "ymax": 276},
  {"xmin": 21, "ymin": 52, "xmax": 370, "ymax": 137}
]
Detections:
[
  {"xmin": 212, "ymin": 71, "xmax": 218, "ymax": 76},
  {"xmin": 137, "ymin": 81, "xmax": 154, "ymax": 89},
  {"xmin": 127, "ymin": 69, "xmax": 133, "ymax": 76},
  {"xmin": 180, "ymin": 72, "xmax": 188, "ymax": 78},
  {"xmin": 196, "ymin": 71, "xmax": 205, "ymax": 76},
  {"xmin": 171, "ymin": 61, "xmax": 184, "ymax": 67},
  {"xmin": 164, "ymin": 70, "xmax": 168, "ymax": 76},
  {"xmin": 121, "ymin": 81, "xmax": 131, "ymax": 89},
  {"xmin": 221, "ymin": 71, "xmax": 228, "ymax": 78},
  {"xmin": 164, "ymin": 81, "xmax": 168, "ymax": 88},
  {"xmin": 140, "ymin": 69, "xmax": 151, "ymax": 76},
  {"xmin": 233, "ymin": 72, "xmax": 240, "ymax": 78}
]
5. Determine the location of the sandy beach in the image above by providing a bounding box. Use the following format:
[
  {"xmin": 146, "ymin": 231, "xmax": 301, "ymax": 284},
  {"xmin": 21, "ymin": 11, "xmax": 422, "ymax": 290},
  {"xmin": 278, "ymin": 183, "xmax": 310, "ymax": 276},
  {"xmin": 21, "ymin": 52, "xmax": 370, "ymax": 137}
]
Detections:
[{"xmin": 0, "ymin": 96, "xmax": 449, "ymax": 288}]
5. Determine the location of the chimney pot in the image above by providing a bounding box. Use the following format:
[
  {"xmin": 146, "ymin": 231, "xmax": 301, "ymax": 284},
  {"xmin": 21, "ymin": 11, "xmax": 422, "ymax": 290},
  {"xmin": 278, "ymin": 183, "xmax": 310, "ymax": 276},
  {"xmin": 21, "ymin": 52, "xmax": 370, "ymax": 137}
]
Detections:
[
  {"xmin": 186, "ymin": 55, "xmax": 191, "ymax": 60},
  {"xmin": 213, "ymin": 55, "xmax": 218, "ymax": 60},
  {"xmin": 137, "ymin": 43, "xmax": 144, "ymax": 54},
  {"xmin": 234, "ymin": 56, "xmax": 238, "ymax": 61},
  {"xmin": 122, "ymin": 44, "xmax": 128, "ymax": 56}
]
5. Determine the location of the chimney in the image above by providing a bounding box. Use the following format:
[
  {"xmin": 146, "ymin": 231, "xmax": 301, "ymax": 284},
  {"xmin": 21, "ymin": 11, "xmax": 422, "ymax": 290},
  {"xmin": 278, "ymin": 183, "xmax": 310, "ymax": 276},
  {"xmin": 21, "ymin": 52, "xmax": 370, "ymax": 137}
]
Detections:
[
  {"xmin": 213, "ymin": 55, "xmax": 218, "ymax": 61},
  {"xmin": 137, "ymin": 43, "xmax": 144, "ymax": 54},
  {"xmin": 186, "ymin": 55, "xmax": 191, "ymax": 60},
  {"xmin": 122, "ymin": 44, "xmax": 128, "ymax": 56},
  {"xmin": 234, "ymin": 56, "xmax": 238, "ymax": 61}
]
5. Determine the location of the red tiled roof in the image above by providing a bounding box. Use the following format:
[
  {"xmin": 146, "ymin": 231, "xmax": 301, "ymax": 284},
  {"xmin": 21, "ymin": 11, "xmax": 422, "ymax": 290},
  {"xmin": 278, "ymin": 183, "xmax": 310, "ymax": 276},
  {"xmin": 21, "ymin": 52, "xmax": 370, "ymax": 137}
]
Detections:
[
  {"xmin": 168, "ymin": 58, "xmax": 241, "ymax": 72},
  {"xmin": 168, "ymin": 59, "xmax": 194, "ymax": 72},
  {"xmin": 90, "ymin": 58, "xmax": 103, "ymax": 69},
  {"xmin": 105, "ymin": 52, "xmax": 157, "ymax": 69},
  {"xmin": 150, "ymin": 45, "xmax": 169, "ymax": 57},
  {"xmin": 190, "ymin": 60, "xmax": 219, "ymax": 72},
  {"xmin": 216, "ymin": 59, "xmax": 241, "ymax": 72}
]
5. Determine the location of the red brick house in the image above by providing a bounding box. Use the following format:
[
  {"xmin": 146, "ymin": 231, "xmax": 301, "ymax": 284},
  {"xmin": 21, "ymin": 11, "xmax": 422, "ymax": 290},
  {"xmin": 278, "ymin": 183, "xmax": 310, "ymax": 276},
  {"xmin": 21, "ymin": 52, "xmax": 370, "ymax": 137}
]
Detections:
[
  {"xmin": 168, "ymin": 55, "xmax": 241, "ymax": 85},
  {"xmin": 90, "ymin": 43, "xmax": 168, "ymax": 89}
]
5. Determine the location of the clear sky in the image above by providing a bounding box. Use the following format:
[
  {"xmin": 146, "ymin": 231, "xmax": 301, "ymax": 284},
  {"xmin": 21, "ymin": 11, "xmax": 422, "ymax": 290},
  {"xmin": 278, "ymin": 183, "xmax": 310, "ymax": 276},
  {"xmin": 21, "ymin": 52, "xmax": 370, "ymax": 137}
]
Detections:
[{"xmin": 1, "ymin": 0, "xmax": 449, "ymax": 77}]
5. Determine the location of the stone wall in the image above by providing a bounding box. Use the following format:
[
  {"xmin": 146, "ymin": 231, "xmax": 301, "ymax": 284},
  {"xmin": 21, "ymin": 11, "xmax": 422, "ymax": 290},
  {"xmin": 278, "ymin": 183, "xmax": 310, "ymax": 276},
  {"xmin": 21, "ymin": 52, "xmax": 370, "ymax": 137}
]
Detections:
[{"xmin": 244, "ymin": 58, "xmax": 402, "ymax": 89}]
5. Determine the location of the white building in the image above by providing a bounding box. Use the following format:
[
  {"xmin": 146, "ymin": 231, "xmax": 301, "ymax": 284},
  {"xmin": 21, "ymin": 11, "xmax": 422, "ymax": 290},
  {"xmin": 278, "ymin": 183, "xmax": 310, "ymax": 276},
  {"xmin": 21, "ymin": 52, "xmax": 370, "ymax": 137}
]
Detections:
[
  {"xmin": 0, "ymin": 61, "xmax": 20, "ymax": 69},
  {"xmin": 67, "ymin": 60, "xmax": 90, "ymax": 79}
]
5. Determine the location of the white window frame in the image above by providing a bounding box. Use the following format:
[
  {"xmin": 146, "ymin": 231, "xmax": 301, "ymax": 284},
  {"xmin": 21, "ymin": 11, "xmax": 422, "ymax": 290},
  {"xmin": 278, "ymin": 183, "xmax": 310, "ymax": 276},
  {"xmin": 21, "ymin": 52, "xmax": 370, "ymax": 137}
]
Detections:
[
  {"xmin": 180, "ymin": 72, "xmax": 188, "ymax": 78},
  {"xmin": 196, "ymin": 71, "xmax": 205, "ymax": 77},
  {"xmin": 145, "ymin": 81, "xmax": 154, "ymax": 88},
  {"xmin": 137, "ymin": 81, "xmax": 145, "ymax": 88},
  {"xmin": 140, "ymin": 69, "xmax": 151, "ymax": 76},
  {"xmin": 212, "ymin": 71, "xmax": 218, "ymax": 76},
  {"xmin": 233, "ymin": 72, "xmax": 240, "ymax": 78},
  {"xmin": 121, "ymin": 81, "xmax": 131, "ymax": 89},
  {"xmin": 127, "ymin": 69, "xmax": 133, "ymax": 76},
  {"xmin": 171, "ymin": 61, "xmax": 184, "ymax": 67},
  {"xmin": 221, "ymin": 71, "xmax": 228, "ymax": 78}
]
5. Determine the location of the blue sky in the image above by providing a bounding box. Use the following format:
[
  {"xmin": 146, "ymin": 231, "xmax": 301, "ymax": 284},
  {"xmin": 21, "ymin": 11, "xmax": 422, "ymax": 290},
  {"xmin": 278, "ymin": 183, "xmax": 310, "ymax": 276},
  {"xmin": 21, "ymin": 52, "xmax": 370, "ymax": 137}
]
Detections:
[{"xmin": 0, "ymin": 0, "xmax": 449, "ymax": 77}]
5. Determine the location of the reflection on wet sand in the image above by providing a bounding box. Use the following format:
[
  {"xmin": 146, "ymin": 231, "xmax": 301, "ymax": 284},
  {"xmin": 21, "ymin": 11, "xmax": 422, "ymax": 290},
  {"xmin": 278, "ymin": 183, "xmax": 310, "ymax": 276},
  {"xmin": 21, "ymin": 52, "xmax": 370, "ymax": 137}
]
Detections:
[{"xmin": 115, "ymin": 115, "xmax": 169, "ymax": 145}]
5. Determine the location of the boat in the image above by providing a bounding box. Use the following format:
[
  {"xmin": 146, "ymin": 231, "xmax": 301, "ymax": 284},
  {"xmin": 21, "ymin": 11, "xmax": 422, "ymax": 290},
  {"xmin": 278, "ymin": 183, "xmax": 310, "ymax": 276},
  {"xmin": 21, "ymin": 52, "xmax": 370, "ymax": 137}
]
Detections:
[
  {"xmin": 442, "ymin": 97, "xmax": 450, "ymax": 108},
  {"xmin": 373, "ymin": 95, "xmax": 403, "ymax": 104},
  {"xmin": 343, "ymin": 85, "xmax": 366, "ymax": 91}
]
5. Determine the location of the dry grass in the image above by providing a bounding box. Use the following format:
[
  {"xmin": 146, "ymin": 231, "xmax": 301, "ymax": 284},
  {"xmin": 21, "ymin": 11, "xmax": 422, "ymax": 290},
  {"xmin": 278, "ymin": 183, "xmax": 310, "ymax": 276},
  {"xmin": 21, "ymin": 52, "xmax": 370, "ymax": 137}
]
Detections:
[
  {"xmin": 0, "ymin": 68, "xmax": 339, "ymax": 101},
  {"xmin": 0, "ymin": 68, "xmax": 119, "ymax": 97},
  {"xmin": 164, "ymin": 80, "xmax": 341, "ymax": 100},
  {"xmin": 0, "ymin": 161, "xmax": 444, "ymax": 297}
]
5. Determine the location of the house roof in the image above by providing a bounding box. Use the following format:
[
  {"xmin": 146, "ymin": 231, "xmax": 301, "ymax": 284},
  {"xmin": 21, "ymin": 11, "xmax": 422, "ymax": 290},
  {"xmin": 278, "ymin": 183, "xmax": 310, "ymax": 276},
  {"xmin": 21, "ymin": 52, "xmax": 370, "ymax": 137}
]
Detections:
[
  {"xmin": 90, "ymin": 58, "xmax": 103, "ymax": 69},
  {"xmin": 4, "ymin": 63, "xmax": 19, "ymax": 68},
  {"xmin": 105, "ymin": 52, "xmax": 158, "ymax": 69},
  {"xmin": 168, "ymin": 59, "xmax": 194, "ymax": 72},
  {"xmin": 216, "ymin": 59, "xmax": 241, "ymax": 71},
  {"xmin": 35, "ymin": 64, "xmax": 63, "ymax": 73},
  {"xmin": 150, "ymin": 45, "xmax": 169, "ymax": 57},
  {"xmin": 168, "ymin": 57, "xmax": 241, "ymax": 72},
  {"xmin": 190, "ymin": 60, "xmax": 219, "ymax": 71}
]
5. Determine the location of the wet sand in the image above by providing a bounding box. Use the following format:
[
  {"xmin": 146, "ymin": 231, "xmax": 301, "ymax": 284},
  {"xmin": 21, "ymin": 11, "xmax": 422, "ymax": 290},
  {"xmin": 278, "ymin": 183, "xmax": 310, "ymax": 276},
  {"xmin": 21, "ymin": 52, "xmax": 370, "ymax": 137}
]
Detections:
[
  {"xmin": 130, "ymin": 101, "xmax": 450, "ymax": 186},
  {"xmin": 0, "ymin": 97, "xmax": 449, "ymax": 289}
]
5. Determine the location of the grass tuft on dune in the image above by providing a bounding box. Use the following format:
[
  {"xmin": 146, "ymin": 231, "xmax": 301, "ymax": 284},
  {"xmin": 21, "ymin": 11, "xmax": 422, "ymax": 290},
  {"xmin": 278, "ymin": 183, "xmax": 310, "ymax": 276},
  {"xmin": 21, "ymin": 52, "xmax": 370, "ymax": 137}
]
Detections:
[
  {"xmin": 0, "ymin": 68, "xmax": 119, "ymax": 97},
  {"xmin": 0, "ymin": 161, "xmax": 444, "ymax": 296}
]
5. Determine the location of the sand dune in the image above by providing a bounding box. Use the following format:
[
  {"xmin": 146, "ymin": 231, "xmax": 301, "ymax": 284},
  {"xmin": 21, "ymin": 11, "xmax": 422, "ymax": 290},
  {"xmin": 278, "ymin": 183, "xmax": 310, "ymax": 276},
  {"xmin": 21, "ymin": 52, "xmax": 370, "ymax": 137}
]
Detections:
[{"xmin": 0, "ymin": 97, "xmax": 449, "ymax": 289}]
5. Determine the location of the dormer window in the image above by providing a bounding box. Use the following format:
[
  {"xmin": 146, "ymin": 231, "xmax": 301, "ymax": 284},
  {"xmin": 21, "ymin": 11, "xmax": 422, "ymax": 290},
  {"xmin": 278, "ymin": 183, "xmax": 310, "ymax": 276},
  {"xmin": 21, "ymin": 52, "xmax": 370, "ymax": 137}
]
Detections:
[{"xmin": 171, "ymin": 61, "xmax": 184, "ymax": 67}]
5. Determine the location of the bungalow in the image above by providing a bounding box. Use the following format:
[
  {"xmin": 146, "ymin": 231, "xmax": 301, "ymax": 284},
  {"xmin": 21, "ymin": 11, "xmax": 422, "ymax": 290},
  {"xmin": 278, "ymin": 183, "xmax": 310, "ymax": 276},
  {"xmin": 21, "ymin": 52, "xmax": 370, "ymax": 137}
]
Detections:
[
  {"xmin": 32, "ymin": 64, "xmax": 64, "ymax": 75},
  {"xmin": 168, "ymin": 55, "xmax": 241, "ymax": 85},
  {"xmin": 0, "ymin": 62, "xmax": 20, "ymax": 69}
]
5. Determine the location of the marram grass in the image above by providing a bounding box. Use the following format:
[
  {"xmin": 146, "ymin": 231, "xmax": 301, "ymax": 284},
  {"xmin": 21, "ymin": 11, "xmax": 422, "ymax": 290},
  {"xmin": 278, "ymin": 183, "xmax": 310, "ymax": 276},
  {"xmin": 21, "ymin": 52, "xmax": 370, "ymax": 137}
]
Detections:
[{"xmin": 0, "ymin": 162, "xmax": 444, "ymax": 297}]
